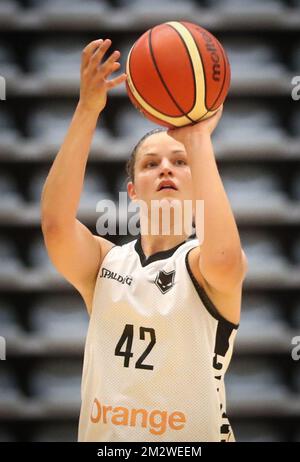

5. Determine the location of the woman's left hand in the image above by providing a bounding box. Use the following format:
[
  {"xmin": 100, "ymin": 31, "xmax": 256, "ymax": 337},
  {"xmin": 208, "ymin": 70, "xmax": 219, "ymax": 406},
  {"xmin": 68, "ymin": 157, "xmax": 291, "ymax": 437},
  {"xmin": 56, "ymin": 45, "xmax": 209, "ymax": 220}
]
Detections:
[{"xmin": 167, "ymin": 104, "xmax": 223, "ymax": 144}]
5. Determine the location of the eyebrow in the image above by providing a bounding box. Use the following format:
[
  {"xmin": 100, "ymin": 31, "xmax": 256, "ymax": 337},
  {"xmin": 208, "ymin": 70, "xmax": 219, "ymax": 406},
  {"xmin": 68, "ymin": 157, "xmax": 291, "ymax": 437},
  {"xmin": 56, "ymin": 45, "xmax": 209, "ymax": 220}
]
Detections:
[{"xmin": 143, "ymin": 150, "xmax": 186, "ymax": 157}]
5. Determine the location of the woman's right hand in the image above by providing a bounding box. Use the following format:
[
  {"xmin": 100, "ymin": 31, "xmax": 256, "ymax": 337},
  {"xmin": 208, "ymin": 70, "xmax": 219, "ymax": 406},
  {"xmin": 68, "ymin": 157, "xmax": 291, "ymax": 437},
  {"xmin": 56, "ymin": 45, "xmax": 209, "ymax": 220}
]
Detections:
[{"xmin": 79, "ymin": 38, "xmax": 127, "ymax": 114}]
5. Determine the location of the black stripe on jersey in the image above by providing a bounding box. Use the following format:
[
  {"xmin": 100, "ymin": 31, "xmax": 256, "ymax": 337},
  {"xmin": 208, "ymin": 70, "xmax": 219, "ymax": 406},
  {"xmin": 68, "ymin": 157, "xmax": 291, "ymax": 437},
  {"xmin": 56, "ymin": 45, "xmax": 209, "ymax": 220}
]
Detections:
[
  {"xmin": 134, "ymin": 234, "xmax": 190, "ymax": 267},
  {"xmin": 185, "ymin": 248, "xmax": 239, "ymax": 329},
  {"xmin": 215, "ymin": 321, "xmax": 235, "ymax": 357}
]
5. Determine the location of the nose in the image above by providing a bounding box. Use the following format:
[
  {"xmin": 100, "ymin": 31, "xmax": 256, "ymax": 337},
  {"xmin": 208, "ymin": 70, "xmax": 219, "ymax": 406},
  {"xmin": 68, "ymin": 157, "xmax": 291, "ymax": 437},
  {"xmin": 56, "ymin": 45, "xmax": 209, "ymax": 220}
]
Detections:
[{"xmin": 159, "ymin": 159, "xmax": 173, "ymax": 178}]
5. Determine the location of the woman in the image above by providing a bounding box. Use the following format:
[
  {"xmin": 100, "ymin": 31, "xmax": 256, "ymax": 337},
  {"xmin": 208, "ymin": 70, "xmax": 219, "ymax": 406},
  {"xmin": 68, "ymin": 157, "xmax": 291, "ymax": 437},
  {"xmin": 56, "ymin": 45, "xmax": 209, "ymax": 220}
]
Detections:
[{"xmin": 41, "ymin": 38, "xmax": 248, "ymax": 442}]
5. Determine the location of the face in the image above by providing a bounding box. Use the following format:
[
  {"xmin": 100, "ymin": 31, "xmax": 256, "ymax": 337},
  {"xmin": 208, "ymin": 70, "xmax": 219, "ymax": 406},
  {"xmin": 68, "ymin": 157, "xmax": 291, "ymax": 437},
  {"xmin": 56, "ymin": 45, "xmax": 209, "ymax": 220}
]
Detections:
[{"xmin": 127, "ymin": 131, "xmax": 193, "ymax": 208}]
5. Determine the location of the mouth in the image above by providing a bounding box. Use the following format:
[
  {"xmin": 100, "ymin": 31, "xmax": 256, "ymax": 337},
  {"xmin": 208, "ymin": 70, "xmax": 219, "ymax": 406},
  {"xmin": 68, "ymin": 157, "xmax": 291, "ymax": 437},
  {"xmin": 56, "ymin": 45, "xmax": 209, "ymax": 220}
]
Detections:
[
  {"xmin": 157, "ymin": 181, "xmax": 178, "ymax": 192},
  {"xmin": 158, "ymin": 186, "xmax": 177, "ymax": 192}
]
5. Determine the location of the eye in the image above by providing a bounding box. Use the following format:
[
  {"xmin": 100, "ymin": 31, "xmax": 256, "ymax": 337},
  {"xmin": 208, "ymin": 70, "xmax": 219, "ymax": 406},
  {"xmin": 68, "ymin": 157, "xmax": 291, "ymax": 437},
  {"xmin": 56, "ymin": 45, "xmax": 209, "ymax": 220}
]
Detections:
[
  {"xmin": 175, "ymin": 159, "xmax": 187, "ymax": 166},
  {"xmin": 145, "ymin": 161, "xmax": 158, "ymax": 168}
]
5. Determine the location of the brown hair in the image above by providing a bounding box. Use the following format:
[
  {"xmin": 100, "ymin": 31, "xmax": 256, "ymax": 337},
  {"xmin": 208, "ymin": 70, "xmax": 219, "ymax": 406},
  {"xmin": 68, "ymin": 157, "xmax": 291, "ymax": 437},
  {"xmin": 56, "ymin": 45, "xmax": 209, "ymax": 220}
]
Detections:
[{"xmin": 125, "ymin": 127, "xmax": 168, "ymax": 183}]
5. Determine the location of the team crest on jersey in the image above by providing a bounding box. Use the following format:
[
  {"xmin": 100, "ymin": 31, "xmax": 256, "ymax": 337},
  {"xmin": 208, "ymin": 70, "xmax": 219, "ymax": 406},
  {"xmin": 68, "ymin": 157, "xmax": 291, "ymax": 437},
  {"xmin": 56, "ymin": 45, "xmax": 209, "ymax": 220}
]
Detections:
[{"xmin": 154, "ymin": 269, "xmax": 176, "ymax": 294}]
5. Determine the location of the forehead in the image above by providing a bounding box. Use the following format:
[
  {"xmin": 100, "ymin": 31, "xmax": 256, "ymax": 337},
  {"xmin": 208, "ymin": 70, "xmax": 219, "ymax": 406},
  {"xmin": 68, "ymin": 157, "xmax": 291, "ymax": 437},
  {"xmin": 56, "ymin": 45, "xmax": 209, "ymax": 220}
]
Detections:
[{"xmin": 138, "ymin": 132, "xmax": 185, "ymax": 158}]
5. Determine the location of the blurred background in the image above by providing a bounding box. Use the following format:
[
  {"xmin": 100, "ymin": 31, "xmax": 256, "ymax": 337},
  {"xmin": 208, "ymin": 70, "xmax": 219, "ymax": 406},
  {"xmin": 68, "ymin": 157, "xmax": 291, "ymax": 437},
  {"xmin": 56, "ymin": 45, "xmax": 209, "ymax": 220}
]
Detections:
[{"xmin": 0, "ymin": 0, "xmax": 300, "ymax": 443}]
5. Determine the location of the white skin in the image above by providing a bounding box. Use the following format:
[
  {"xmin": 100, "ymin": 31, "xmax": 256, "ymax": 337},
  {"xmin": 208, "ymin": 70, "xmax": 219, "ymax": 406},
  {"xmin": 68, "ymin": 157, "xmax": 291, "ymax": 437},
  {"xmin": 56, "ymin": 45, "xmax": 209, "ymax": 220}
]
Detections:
[{"xmin": 127, "ymin": 131, "xmax": 195, "ymax": 257}]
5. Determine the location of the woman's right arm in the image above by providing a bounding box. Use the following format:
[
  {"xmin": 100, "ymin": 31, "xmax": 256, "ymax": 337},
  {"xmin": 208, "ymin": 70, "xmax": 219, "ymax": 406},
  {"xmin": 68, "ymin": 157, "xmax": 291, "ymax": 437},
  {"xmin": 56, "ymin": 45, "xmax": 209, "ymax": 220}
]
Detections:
[{"xmin": 41, "ymin": 38, "xmax": 127, "ymax": 314}]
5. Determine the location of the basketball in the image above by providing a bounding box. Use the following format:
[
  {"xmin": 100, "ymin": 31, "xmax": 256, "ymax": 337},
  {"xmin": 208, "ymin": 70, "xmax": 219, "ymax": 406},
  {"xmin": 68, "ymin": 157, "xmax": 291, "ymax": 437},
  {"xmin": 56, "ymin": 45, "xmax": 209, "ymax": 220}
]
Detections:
[{"xmin": 125, "ymin": 21, "xmax": 231, "ymax": 128}]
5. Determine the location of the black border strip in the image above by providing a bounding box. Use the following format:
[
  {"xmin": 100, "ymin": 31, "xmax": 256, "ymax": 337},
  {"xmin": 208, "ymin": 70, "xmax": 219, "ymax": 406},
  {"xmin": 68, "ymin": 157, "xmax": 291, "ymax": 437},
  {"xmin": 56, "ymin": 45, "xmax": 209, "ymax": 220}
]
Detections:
[{"xmin": 134, "ymin": 235, "xmax": 188, "ymax": 267}]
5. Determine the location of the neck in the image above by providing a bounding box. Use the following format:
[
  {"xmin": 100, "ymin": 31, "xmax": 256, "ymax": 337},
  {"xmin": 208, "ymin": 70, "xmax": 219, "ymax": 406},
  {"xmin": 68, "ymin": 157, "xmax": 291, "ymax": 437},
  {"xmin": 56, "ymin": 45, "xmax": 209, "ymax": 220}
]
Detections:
[{"xmin": 138, "ymin": 209, "xmax": 193, "ymax": 258}]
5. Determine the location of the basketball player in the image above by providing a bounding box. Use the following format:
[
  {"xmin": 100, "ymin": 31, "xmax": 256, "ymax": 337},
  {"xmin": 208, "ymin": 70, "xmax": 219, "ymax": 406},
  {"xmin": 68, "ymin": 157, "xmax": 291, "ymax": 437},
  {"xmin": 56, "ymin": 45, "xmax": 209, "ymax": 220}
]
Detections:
[{"xmin": 41, "ymin": 39, "xmax": 248, "ymax": 442}]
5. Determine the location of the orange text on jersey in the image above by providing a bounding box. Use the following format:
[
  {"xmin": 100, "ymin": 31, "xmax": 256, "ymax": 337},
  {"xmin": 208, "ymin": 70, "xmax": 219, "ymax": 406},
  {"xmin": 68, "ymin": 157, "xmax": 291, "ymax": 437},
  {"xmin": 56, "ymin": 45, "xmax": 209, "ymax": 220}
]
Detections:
[{"xmin": 90, "ymin": 398, "xmax": 186, "ymax": 436}]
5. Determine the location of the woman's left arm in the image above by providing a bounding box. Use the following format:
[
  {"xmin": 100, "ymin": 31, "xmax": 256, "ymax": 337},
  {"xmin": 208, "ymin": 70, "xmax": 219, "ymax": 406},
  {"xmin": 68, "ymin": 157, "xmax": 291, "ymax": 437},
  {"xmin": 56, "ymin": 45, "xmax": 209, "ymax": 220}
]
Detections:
[{"xmin": 168, "ymin": 106, "xmax": 248, "ymax": 293}]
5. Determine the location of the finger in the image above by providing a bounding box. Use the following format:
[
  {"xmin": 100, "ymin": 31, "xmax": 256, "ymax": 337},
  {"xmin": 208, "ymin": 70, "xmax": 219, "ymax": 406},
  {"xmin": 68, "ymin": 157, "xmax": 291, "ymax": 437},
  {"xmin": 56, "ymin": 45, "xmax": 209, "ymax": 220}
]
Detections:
[
  {"xmin": 89, "ymin": 38, "xmax": 112, "ymax": 68},
  {"xmin": 106, "ymin": 73, "xmax": 127, "ymax": 90},
  {"xmin": 81, "ymin": 38, "xmax": 103, "ymax": 71},
  {"xmin": 101, "ymin": 53, "xmax": 121, "ymax": 77}
]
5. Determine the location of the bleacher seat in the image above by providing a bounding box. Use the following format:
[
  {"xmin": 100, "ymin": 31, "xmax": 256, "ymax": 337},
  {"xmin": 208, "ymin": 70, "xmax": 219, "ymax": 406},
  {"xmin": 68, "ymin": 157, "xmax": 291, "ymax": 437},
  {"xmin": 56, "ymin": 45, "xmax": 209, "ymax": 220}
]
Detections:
[
  {"xmin": 118, "ymin": 39, "xmax": 134, "ymax": 70},
  {"xmin": 291, "ymin": 110, "xmax": 300, "ymax": 137},
  {"xmin": 240, "ymin": 230, "xmax": 289, "ymax": 275},
  {"xmin": 29, "ymin": 294, "xmax": 88, "ymax": 340},
  {"xmin": 293, "ymin": 366, "xmax": 300, "ymax": 392},
  {"xmin": 28, "ymin": 166, "xmax": 50, "ymax": 204},
  {"xmin": 293, "ymin": 0, "xmax": 300, "ymax": 9},
  {"xmin": 292, "ymin": 299, "xmax": 300, "ymax": 328},
  {"xmin": 30, "ymin": 360, "xmax": 82, "ymax": 402},
  {"xmin": 0, "ymin": 0, "xmax": 19, "ymax": 15},
  {"xmin": 116, "ymin": 0, "xmax": 196, "ymax": 12},
  {"xmin": 226, "ymin": 359, "xmax": 288, "ymax": 401},
  {"xmin": 0, "ymin": 172, "xmax": 24, "ymax": 208},
  {"xmin": 293, "ymin": 234, "xmax": 300, "ymax": 264},
  {"xmin": 291, "ymin": 168, "xmax": 300, "ymax": 200},
  {"xmin": 294, "ymin": 426, "xmax": 300, "ymax": 443},
  {"xmin": 0, "ymin": 367, "xmax": 22, "ymax": 403},
  {"xmin": 28, "ymin": 0, "xmax": 109, "ymax": 14},
  {"xmin": 292, "ymin": 42, "xmax": 300, "ymax": 71},
  {"xmin": 222, "ymin": 166, "xmax": 287, "ymax": 211},
  {"xmin": 214, "ymin": 103, "xmax": 286, "ymax": 146},
  {"xmin": 0, "ymin": 299, "xmax": 22, "ymax": 338},
  {"xmin": 207, "ymin": 0, "xmax": 284, "ymax": 12},
  {"xmin": 115, "ymin": 105, "xmax": 161, "ymax": 142},
  {"xmin": 0, "ymin": 236, "xmax": 23, "ymax": 273},
  {"xmin": 32, "ymin": 423, "xmax": 77, "ymax": 442},
  {"xmin": 0, "ymin": 42, "xmax": 20, "ymax": 79},
  {"xmin": 239, "ymin": 294, "xmax": 288, "ymax": 340},
  {"xmin": 79, "ymin": 170, "xmax": 114, "ymax": 209},
  {"xmin": 29, "ymin": 40, "xmax": 82, "ymax": 77},
  {"xmin": 28, "ymin": 102, "xmax": 111, "ymax": 146},
  {"xmin": 224, "ymin": 39, "xmax": 286, "ymax": 80},
  {"xmin": 28, "ymin": 235, "xmax": 59, "ymax": 273},
  {"xmin": 0, "ymin": 429, "xmax": 16, "ymax": 442},
  {"xmin": 234, "ymin": 422, "xmax": 283, "ymax": 442},
  {"xmin": 0, "ymin": 110, "xmax": 20, "ymax": 144},
  {"xmin": 115, "ymin": 172, "xmax": 128, "ymax": 194}
]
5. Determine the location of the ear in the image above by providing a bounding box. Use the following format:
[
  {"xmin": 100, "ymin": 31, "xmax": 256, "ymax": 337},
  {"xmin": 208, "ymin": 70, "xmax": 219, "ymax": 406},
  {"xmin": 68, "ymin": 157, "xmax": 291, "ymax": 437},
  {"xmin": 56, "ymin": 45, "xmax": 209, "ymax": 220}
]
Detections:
[{"xmin": 127, "ymin": 181, "xmax": 137, "ymax": 201}]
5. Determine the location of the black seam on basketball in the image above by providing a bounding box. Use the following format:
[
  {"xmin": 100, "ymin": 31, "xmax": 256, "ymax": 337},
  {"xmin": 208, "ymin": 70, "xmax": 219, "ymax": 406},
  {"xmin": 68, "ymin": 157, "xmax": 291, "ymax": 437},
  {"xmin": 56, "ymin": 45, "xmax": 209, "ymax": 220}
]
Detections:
[
  {"xmin": 127, "ymin": 35, "xmax": 159, "ymax": 113},
  {"xmin": 127, "ymin": 33, "xmax": 178, "ymax": 119},
  {"xmin": 128, "ymin": 31, "xmax": 190, "ymax": 120},
  {"xmin": 149, "ymin": 26, "xmax": 195, "ymax": 124},
  {"xmin": 165, "ymin": 23, "xmax": 197, "ymax": 120}
]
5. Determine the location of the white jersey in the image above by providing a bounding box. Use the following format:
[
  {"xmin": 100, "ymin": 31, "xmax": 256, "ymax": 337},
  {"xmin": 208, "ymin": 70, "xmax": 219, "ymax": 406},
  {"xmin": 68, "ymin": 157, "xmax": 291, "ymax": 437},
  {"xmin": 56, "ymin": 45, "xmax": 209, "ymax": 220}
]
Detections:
[{"xmin": 78, "ymin": 236, "xmax": 238, "ymax": 442}]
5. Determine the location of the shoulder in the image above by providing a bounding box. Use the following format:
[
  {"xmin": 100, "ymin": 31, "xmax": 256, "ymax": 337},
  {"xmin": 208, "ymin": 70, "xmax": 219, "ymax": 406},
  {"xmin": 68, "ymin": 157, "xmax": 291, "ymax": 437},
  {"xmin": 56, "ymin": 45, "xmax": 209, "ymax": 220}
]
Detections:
[
  {"xmin": 80, "ymin": 236, "xmax": 115, "ymax": 314},
  {"xmin": 93, "ymin": 236, "xmax": 137, "ymax": 262},
  {"xmin": 186, "ymin": 246, "xmax": 242, "ymax": 326}
]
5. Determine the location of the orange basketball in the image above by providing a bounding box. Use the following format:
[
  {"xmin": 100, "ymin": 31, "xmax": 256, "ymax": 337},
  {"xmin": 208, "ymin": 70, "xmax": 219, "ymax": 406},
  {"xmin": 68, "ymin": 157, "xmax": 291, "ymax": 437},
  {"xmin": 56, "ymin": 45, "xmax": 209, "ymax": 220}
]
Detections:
[{"xmin": 125, "ymin": 21, "xmax": 231, "ymax": 128}]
